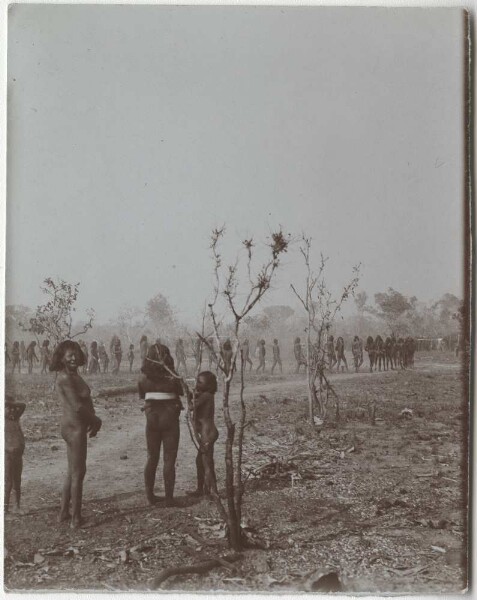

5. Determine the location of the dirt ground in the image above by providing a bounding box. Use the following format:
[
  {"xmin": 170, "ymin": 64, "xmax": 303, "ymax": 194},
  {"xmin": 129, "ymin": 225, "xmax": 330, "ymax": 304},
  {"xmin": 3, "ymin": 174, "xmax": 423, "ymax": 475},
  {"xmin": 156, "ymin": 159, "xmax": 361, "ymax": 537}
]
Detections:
[{"xmin": 3, "ymin": 352, "xmax": 469, "ymax": 593}]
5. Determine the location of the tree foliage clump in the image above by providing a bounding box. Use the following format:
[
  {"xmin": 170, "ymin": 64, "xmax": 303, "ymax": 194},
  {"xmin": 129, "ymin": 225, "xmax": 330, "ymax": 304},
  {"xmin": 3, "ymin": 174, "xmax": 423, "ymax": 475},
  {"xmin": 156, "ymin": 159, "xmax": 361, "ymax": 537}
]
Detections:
[{"xmin": 20, "ymin": 278, "xmax": 94, "ymax": 344}]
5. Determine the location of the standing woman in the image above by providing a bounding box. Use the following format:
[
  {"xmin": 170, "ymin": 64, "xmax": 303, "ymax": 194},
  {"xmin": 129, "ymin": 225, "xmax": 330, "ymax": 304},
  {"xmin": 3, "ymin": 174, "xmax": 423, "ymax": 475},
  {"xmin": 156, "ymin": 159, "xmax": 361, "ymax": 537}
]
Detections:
[
  {"xmin": 138, "ymin": 341, "xmax": 183, "ymax": 507},
  {"xmin": 50, "ymin": 340, "xmax": 102, "ymax": 529}
]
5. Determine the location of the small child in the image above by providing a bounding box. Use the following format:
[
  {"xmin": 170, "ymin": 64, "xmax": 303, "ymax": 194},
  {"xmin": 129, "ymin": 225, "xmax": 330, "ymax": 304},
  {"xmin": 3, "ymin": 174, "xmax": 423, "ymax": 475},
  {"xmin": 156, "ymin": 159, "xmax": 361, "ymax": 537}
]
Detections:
[
  {"xmin": 5, "ymin": 395, "xmax": 26, "ymax": 514},
  {"xmin": 128, "ymin": 344, "xmax": 135, "ymax": 373},
  {"xmin": 187, "ymin": 371, "xmax": 219, "ymax": 498}
]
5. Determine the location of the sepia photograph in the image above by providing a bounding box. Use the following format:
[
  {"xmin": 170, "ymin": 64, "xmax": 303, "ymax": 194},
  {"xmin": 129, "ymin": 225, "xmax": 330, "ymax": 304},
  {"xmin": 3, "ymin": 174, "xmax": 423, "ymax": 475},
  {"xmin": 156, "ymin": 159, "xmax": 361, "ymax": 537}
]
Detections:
[{"xmin": 3, "ymin": 4, "xmax": 471, "ymax": 594}]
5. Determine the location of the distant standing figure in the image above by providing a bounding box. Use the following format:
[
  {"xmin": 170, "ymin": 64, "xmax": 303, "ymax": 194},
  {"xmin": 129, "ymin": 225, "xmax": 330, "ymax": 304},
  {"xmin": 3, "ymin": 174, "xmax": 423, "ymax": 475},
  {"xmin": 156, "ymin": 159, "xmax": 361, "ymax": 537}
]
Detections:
[
  {"xmin": 271, "ymin": 339, "xmax": 282, "ymax": 374},
  {"xmin": 221, "ymin": 339, "xmax": 233, "ymax": 374},
  {"xmin": 294, "ymin": 337, "xmax": 306, "ymax": 374},
  {"xmin": 111, "ymin": 336, "xmax": 122, "ymax": 374},
  {"xmin": 326, "ymin": 335, "xmax": 337, "ymax": 372},
  {"xmin": 40, "ymin": 340, "xmax": 52, "ymax": 374},
  {"xmin": 351, "ymin": 336, "xmax": 363, "ymax": 373},
  {"xmin": 20, "ymin": 341, "xmax": 27, "ymax": 367},
  {"xmin": 5, "ymin": 343, "xmax": 11, "ymax": 364},
  {"xmin": 128, "ymin": 344, "xmax": 135, "ymax": 373},
  {"xmin": 175, "ymin": 339, "xmax": 188, "ymax": 375},
  {"xmin": 88, "ymin": 341, "xmax": 100, "ymax": 374},
  {"xmin": 365, "ymin": 336, "xmax": 376, "ymax": 372},
  {"xmin": 25, "ymin": 341, "xmax": 39, "ymax": 374},
  {"xmin": 11, "ymin": 341, "xmax": 21, "ymax": 374},
  {"xmin": 98, "ymin": 342, "xmax": 109, "ymax": 373},
  {"xmin": 5, "ymin": 395, "xmax": 26, "ymax": 514},
  {"xmin": 241, "ymin": 338, "xmax": 253, "ymax": 371},
  {"xmin": 256, "ymin": 339, "xmax": 266, "ymax": 373},
  {"xmin": 335, "ymin": 337, "xmax": 348, "ymax": 372}
]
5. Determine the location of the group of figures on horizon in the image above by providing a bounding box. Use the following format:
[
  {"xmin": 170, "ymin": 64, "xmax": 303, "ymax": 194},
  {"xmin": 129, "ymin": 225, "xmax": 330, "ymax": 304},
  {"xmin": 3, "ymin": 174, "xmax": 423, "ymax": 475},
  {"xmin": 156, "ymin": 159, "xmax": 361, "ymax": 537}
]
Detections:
[
  {"xmin": 174, "ymin": 337, "xmax": 282, "ymax": 376},
  {"xmin": 293, "ymin": 334, "xmax": 417, "ymax": 374},
  {"xmin": 5, "ymin": 339, "xmax": 219, "ymax": 530},
  {"xmin": 5, "ymin": 337, "xmax": 136, "ymax": 376},
  {"xmin": 6, "ymin": 333, "xmax": 419, "ymax": 377}
]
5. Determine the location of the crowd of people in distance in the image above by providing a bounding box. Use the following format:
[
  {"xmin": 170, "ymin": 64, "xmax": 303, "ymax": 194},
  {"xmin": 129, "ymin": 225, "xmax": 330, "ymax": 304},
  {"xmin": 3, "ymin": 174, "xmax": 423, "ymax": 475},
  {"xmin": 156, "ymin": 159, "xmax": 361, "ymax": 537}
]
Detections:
[
  {"xmin": 5, "ymin": 337, "xmax": 137, "ymax": 376},
  {"xmin": 293, "ymin": 334, "xmax": 417, "ymax": 374},
  {"xmin": 5, "ymin": 333, "xmax": 418, "ymax": 377}
]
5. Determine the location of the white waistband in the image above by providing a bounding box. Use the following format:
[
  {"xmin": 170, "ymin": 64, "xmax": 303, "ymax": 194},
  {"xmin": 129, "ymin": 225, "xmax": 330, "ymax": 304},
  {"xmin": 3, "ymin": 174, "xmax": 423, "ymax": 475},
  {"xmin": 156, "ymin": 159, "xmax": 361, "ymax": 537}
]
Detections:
[{"xmin": 145, "ymin": 392, "xmax": 177, "ymax": 401}]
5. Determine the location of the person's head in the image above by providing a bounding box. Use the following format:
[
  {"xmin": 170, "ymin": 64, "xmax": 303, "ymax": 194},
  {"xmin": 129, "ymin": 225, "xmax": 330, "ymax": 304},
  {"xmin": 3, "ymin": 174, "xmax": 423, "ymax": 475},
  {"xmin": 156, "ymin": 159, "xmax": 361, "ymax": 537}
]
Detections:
[
  {"xmin": 329, "ymin": 335, "xmax": 334, "ymax": 342},
  {"xmin": 140, "ymin": 335, "xmax": 148, "ymax": 344},
  {"xmin": 13, "ymin": 341, "xmax": 19, "ymax": 348},
  {"xmin": 354, "ymin": 335, "xmax": 359, "ymax": 341},
  {"xmin": 261, "ymin": 339, "xmax": 265, "ymax": 345},
  {"xmin": 274, "ymin": 339, "xmax": 278, "ymax": 344},
  {"xmin": 141, "ymin": 342, "xmax": 173, "ymax": 381},
  {"xmin": 129, "ymin": 344, "xmax": 134, "ymax": 350},
  {"xmin": 295, "ymin": 337, "xmax": 301, "ymax": 344},
  {"xmin": 196, "ymin": 371, "xmax": 218, "ymax": 394},
  {"xmin": 42, "ymin": 339, "xmax": 49, "ymax": 347},
  {"xmin": 338, "ymin": 336, "xmax": 343, "ymax": 342},
  {"xmin": 50, "ymin": 340, "xmax": 86, "ymax": 372}
]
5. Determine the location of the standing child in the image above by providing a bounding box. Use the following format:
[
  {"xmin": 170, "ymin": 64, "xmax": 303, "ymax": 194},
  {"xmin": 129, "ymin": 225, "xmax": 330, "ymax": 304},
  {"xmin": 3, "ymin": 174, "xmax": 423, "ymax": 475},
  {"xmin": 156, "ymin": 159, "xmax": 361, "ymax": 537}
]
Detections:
[
  {"xmin": 187, "ymin": 371, "xmax": 219, "ymax": 498},
  {"xmin": 5, "ymin": 395, "xmax": 26, "ymax": 514},
  {"xmin": 128, "ymin": 344, "xmax": 135, "ymax": 373}
]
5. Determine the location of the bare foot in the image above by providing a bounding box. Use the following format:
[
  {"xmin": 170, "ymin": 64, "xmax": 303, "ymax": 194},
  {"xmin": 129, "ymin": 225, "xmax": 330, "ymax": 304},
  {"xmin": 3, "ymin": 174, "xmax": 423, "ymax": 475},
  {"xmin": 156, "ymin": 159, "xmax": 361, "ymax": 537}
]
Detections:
[
  {"xmin": 70, "ymin": 517, "xmax": 84, "ymax": 529},
  {"xmin": 58, "ymin": 511, "xmax": 71, "ymax": 523},
  {"xmin": 11, "ymin": 506, "xmax": 25, "ymax": 516},
  {"xmin": 146, "ymin": 494, "xmax": 162, "ymax": 506}
]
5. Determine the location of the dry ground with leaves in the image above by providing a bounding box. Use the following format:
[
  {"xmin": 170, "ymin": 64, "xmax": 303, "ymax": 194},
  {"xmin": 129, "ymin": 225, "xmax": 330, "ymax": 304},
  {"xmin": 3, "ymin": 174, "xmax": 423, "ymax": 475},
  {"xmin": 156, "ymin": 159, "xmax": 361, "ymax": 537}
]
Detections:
[{"xmin": 4, "ymin": 351, "xmax": 468, "ymax": 593}]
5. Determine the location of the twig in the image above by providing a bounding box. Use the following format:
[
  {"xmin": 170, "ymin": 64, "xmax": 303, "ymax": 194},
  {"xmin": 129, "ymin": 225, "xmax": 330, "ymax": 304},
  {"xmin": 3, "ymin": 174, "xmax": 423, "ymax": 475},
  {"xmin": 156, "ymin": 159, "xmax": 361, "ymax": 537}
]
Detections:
[{"xmin": 151, "ymin": 554, "xmax": 242, "ymax": 589}]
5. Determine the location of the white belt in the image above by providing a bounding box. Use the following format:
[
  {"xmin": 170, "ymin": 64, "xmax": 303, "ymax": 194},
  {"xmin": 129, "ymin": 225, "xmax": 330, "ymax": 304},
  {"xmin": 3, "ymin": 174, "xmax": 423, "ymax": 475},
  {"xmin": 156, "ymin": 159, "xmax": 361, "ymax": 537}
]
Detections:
[{"xmin": 145, "ymin": 392, "xmax": 177, "ymax": 401}]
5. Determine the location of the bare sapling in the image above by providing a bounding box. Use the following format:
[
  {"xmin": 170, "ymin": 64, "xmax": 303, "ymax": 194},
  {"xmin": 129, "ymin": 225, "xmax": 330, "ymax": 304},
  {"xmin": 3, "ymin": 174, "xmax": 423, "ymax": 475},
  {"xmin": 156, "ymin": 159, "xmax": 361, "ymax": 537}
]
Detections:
[
  {"xmin": 291, "ymin": 236, "xmax": 360, "ymax": 424},
  {"xmin": 194, "ymin": 226, "xmax": 289, "ymax": 551}
]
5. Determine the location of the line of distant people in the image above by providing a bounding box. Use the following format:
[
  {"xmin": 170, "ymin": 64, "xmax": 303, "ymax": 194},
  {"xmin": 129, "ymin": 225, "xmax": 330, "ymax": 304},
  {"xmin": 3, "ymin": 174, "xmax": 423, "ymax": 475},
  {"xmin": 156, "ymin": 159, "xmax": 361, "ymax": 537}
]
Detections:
[
  {"xmin": 6, "ymin": 333, "xmax": 418, "ymax": 377},
  {"xmin": 5, "ymin": 336, "xmax": 136, "ymax": 375},
  {"xmin": 292, "ymin": 334, "xmax": 417, "ymax": 374}
]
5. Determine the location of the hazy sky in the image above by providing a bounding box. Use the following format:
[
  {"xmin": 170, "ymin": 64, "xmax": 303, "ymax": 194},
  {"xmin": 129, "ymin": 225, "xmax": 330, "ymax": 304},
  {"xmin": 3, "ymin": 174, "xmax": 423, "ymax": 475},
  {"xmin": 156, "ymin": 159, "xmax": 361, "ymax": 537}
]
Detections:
[{"xmin": 7, "ymin": 5, "xmax": 465, "ymax": 324}]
